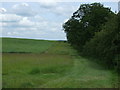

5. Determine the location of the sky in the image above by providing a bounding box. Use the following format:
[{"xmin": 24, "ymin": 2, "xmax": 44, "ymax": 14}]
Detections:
[{"xmin": 0, "ymin": 1, "xmax": 118, "ymax": 40}]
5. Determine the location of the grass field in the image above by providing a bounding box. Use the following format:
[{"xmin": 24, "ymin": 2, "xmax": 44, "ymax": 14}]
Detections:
[
  {"xmin": 2, "ymin": 38, "xmax": 119, "ymax": 88},
  {"xmin": 2, "ymin": 38, "xmax": 54, "ymax": 53}
]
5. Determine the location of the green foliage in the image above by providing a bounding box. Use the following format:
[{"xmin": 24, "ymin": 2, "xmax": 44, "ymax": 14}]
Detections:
[
  {"xmin": 83, "ymin": 14, "xmax": 118, "ymax": 67},
  {"xmin": 63, "ymin": 2, "xmax": 119, "ymax": 71},
  {"xmin": 63, "ymin": 3, "xmax": 112, "ymax": 50},
  {"xmin": 63, "ymin": 19, "xmax": 89, "ymax": 51}
]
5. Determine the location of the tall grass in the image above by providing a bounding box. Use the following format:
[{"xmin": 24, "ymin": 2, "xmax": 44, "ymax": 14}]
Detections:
[
  {"xmin": 2, "ymin": 39, "xmax": 74, "ymax": 88},
  {"xmin": 2, "ymin": 38, "xmax": 119, "ymax": 88}
]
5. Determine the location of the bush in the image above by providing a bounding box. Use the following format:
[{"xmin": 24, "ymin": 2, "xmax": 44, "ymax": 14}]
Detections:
[{"xmin": 83, "ymin": 14, "xmax": 118, "ymax": 67}]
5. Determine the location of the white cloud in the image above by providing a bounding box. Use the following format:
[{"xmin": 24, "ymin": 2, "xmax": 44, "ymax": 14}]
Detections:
[
  {"xmin": 36, "ymin": 21, "xmax": 48, "ymax": 28},
  {"xmin": 7, "ymin": 32, "xmax": 19, "ymax": 35},
  {"xmin": 0, "ymin": 8, "xmax": 7, "ymax": 13},
  {"xmin": 12, "ymin": 3, "xmax": 29, "ymax": 9},
  {"xmin": 0, "ymin": 14, "xmax": 35, "ymax": 27},
  {"xmin": 1, "ymin": 13, "xmax": 66, "ymax": 39},
  {"xmin": 1, "ymin": 2, "xmax": 70, "ymax": 40},
  {"xmin": 21, "ymin": 3, "xmax": 29, "ymax": 7},
  {"xmin": 0, "ymin": 14, "xmax": 22, "ymax": 22},
  {"xmin": 38, "ymin": 2, "xmax": 78, "ymax": 17},
  {"xmin": 0, "ymin": 22, "xmax": 7, "ymax": 27},
  {"xmin": 54, "ymin": 5, "xmax": 78, "ymax": 16},
  {"xmin": 34, "ymin": 15, "xmax": 47, "ymax": 22},
  {"xmin": 12, "ymin": 3, "xmax": 36, "ymax": 17},
  {"xmin": 19, "ymin": 17, "xmax": 35, "ymax": 27},
  {"xmin": 39, "ymin": 2, "xmax": 57, "ymax": 8}
]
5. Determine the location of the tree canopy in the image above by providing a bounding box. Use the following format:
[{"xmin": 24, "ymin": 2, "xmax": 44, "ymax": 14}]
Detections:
[{"xmin": 63, "ymin": 3, "xmax": 119, "ymax": 72}]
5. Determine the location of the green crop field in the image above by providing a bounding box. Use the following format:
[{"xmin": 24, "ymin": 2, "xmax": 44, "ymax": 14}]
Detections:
[
  {"xmin": 2, "ymin": 38, "xmax": 54, "ymax": 53},
  {"xmin": 2, "ymin": 38, "xmax": 119, "ymax": 88}
]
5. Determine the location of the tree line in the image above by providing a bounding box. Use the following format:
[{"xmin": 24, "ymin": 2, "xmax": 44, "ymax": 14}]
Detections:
[{"xmin": 63, "ymin": 3, "xmax": 120, "ymax": 72}]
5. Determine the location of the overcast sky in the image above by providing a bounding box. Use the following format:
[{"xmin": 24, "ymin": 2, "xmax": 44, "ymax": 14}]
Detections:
[{"xmin": 0, "ymin": 2, "xmax": 118, "ymax": 40}]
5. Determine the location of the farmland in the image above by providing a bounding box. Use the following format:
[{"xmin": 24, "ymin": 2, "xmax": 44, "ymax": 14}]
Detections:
[
  {"xmin": 2, "ymin": 38, "xmax": 53, "ymax": 53},
  {"xmin": 2, "ymin": 38, "xmax": 119, "ymax": 88}
]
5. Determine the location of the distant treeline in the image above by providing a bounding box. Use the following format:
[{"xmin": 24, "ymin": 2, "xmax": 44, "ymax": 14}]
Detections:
[{"xmin": 63, "ymin": 3, "xmax": 120, "ymax": 72}]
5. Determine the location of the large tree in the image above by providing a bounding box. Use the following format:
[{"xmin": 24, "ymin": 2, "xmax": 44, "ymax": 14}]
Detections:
[
  {"xmin": 63, "ymin": 3, "xmax": 113, "ymax": 50},
  {"xmin": 63, "ymin": 2, "xmax": 119, "ymax": 70}
]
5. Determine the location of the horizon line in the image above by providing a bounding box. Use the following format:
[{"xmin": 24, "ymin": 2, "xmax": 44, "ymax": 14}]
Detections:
[{"xmin": 1, "ymin": 36, "xmax": 67, "ymax": 41}]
